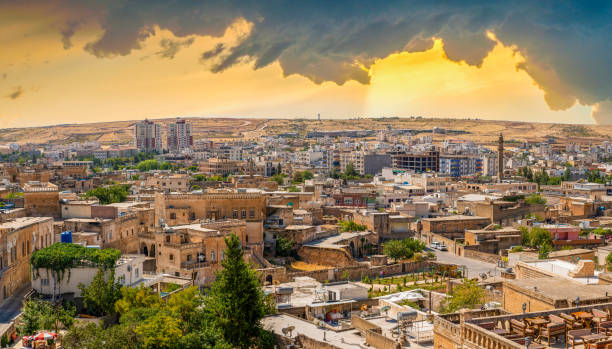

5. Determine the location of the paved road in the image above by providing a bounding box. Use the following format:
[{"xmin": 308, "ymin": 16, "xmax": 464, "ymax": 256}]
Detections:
[
  {"xmin": 0, "ymin": 286, "xmax": 29, "ymax": 335},
  {"xmin": 432, "ymin": 250, "xmax": 499, "ymax": 279}
]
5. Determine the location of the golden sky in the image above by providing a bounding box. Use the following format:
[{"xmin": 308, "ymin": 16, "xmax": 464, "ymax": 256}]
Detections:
[{"xmin": 0, "ymin": 14, "xmax": 593, "ymax": 128}]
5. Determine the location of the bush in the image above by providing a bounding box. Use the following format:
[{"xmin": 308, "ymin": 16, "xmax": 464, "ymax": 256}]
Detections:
[
  {"xmin": 525, "ymin": 194, "xmax": 547, "ymax": 205},
  {"xmin": 84, "ymin": 184, "xmax": 129, "ymax": 204},
  {"xmin": 338, "ymin": 220, "xmax": 367, "ymax": 232},
  {"xmin": 383, "ymin": 239, "xmax": 425, "ymax": 261}
]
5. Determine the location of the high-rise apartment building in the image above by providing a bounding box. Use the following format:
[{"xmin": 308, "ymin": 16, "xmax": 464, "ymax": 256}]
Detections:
[
  {"xmin": 134, "ymin": 119, "xmax": 162, "ymax": 153},
  {"xmin": 167, "ymin": 118, "xmax": 193, "ymax": 153}
]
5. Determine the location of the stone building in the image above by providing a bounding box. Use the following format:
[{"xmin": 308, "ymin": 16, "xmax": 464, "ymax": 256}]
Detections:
[
  {"xmin": 23, "ymin": 181, "xmax": 60, "ymax": 218},
  {"xmin": 145, "ymin": 173, "xmax": 190, "ymax": 192},
  {"xmin": 139, "ymin": 219, "xmax": 264, "ymax": 285},
  {"xmin": 456, "ymin": 197, "xmax": 545, "ymax": 225},
  {"xmin": 62, "ymin": 208, "xmax": 154, "ymax": 254},
  {"xmin": 0, "ymin": 217, "xmax": 54, "ymax": 303},
  {"xmin": 154, "ymin": 190, "xmax": 266, "ymax": 241}
]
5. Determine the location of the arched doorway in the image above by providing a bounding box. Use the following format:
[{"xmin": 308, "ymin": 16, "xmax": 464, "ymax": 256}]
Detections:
[
  {"xmin": 150, "ymin": 244, "xmax": 156, "ymax": 257},
  {"xmin": 141, "ymin": 245, "xmax": 148, "ymax": 257},
  {"xmin": 265, "ymin": 275, "xmax": 273, "ymax": 285}
]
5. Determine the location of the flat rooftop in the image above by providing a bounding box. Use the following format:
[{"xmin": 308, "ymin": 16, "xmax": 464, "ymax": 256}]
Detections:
[
  {"xmin": 505, "ymin": 278, "xmax": 612, "ymax": 303},
  {"xmin": 422, "ymin": 215, "xmax": 488, "ymax": 222},
  {"xmin": 0, "ymin": 216, "xmax": 52, "ymax": 230},
  {"xmin": 525, "ymin": 259, "xmax": 600, "ymax": 284},
  {"xmin": 262, "ymin": 314, "xmax": 365, "ymax": 349}
]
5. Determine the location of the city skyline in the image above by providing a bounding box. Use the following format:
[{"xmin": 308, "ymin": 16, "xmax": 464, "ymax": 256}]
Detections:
[{"xmin": 2, "ymin": 1, "xmax": 611, "ymax": 127}]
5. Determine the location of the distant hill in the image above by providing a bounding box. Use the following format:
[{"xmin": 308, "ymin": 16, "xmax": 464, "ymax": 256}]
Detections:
[{"xmin": 0, "ymin": 117, "xmax": 609, "ymax": 146}]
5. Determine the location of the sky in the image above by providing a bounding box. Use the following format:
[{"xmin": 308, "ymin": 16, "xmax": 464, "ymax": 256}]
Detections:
[{"xmin": 1, "ymin": 1, "xmax": 611, "ymax": 128}]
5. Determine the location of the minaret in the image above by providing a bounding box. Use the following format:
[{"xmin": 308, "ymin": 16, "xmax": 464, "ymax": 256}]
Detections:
[{"xmin": 498, "ymin": 133, "xmax": 504, "ymax": 182}]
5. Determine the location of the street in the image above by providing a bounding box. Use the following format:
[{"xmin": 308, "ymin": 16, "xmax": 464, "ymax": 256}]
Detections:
[
  {"xmin": 432, "ymin": 250, "xmax": 499, "ymax": 279},
  {"xmin": 0, "ymin": 286, "xmax": 29, "ymax": 338}
]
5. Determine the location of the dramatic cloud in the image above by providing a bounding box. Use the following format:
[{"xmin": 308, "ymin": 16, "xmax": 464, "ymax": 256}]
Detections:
[
  {"xmin": 591, "ymin": 100, "xmax": 612, "ymax": 125},
  {"xmin": 5, "ymin": 1, "xmax": 612, "ymax": 123},
  {"xmin": 6, "ymin": 86, "xmax": 24, "ymax": 100},
  {"xmin": 155, "ymin": 37, "xmax": 195, "ymax": 59},
  {"xmin": 61, "ymin": 21, "xmax": 80, "ymax": 49}
]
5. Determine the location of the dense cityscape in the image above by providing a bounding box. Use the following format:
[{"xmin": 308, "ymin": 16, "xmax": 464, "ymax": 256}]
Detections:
[
  {"xmin": 3, "ymin": 1, "xmax": 612, "ymax": 348},
  {"xmin": 1, "ymin": 116, "xmax": 612, "ymax": 348}
]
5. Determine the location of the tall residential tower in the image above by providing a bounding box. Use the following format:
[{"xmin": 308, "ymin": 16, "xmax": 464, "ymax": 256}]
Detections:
[
  {"xmin": 167, "ymin": 118, "xmax": 193, "ymax": 153},
  {"xmin": 498, "ymin": 133, "xmax": 504, "ymax": 182},
  {"xmin": 134, "ymin": 119, "xmax": 162, "ymax": 153}
]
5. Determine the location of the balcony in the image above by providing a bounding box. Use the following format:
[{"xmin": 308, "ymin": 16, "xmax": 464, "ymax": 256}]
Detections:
[{"xmin": 180, "ymin": 260, "xmax": 210, "ymax": 270}]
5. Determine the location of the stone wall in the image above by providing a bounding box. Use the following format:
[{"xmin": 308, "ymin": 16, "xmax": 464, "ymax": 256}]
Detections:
[
  {"xmin": 461, "ymin": 248, "xmax": 501, "ymax": 264},
  {"xmin": 297, "ymin": 245, "xmax": 355, "ymax": 267},
  {"xmin": 260, "ymin": 260, "xmax": 435, "ymax": 284}
]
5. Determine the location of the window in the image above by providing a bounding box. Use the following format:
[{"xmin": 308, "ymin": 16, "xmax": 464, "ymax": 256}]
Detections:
[
  {"xmin": 41, "ymin": 279, "xmax": 50, "ymax": 286},
  {"xmin": 135, "ymin": 268, "xmax": 139, "ymax": 278},
  {"xmin": 241, "ymin": 210, "xmax": 247, "ymax": 219},
  {"xmin": 166, "ymin": 236, "xmax": 170, "ymax": 243},
  {"xmin": 170, "ymin": 212, "xmax": 176, "ymax": 219},
  {"xmin": 232, "ymin": 210, "xmax": 238, "ymax": 219},
  {"xmin": 187, "ymin": 255, "xmax": 192, "ymax": 262},
  {"xmin": 220, "ymin": 251, "xmax": 224, "ymax": 261},
  {"xmin": 211, "ymin": 250, "xmax": 216, "ymax": 262},
  {"xmin": 169, "ymin": 254, "xmax": 174, "ymax": 261},
  {"xmin": 249, "ymin": 209, "xmax": 255, "ymax": 218},
  {"xmin": 22, "ymin": 242, "xmax": 25, "ymax": 257}
]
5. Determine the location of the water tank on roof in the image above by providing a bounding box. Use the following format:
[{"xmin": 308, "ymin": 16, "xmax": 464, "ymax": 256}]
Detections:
[{"xmin": 60, "ymin": 231, "xmax": 73, "ymax": 243}]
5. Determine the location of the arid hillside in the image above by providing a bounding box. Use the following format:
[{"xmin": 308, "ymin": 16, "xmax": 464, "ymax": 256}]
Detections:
[{"xmin": 0, "ymin": 117, "xmax": 609, "ymax": 146}]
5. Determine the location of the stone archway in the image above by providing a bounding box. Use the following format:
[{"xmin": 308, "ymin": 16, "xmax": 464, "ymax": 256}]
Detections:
[
  {"xmin": 265, "ymin": 274, "xmax": 273, "ymax": 285},
  {"xmin": 150, "ymin": 244, "xmax": 156, "ymax": 257}
]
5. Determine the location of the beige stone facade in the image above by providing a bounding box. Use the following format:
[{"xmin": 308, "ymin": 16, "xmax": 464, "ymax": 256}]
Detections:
[
  {"xmin": 140, "ymin": 220, "xmax": 264, "ymax": 285},
  {"xmin": 0, "ymin": 217, "xmax": 54, "ymax": 303},
  {"xmin": 23, "ymin": 182, "xmax": 60, "ymax": 218}
]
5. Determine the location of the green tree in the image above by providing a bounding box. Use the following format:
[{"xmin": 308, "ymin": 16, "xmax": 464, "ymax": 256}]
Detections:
[
  {"xmin": 538, "ymin": 242, "xmax": 552, "ymax": 259},
  {"xmin": 114, "ymin": 285, "xmax": 162, "ymax": 316},
  {"xmin": 564, "ymin": 166, "xmax": 571, "ymax": 181},
  {"xmin": 275, "ymin": 236, "xmax": 294, "ymax": 257},
  {"xmin": 528, "ymin": 227, "xmax": 552, "ymax": 248},
  {"xmin": 135, "ymin": 312, "xmax": 183, "ymax": 349},
  {"xmin": 204, "ymin": 234, "xmax": 274, "ymax": 348},
  {"xmin": 84, "ymin": 185, "xmax": 129, "ymax": 204},
  {"xmin": 440, "ymin": 279, "xmax": 486, "ymax": 313},
  {"xmin": 270, "ymin": 173, "xmax": 286, "ymax": 185},
  {"xmin": 78, "ymin": 269, "xmax": 122, "ymax": 316},
  {"xmin": 136, "ymin": 159, "xmax": 160, "ymax": 172},
  {"xmin": 292, "ymin": 171, "xmax": 304, "ymax": 183},
  {"xmin": 605, "ymin": 251, "xmax": 612, "ymax": 272},
  {"xmin": 344, "ymin": 162, "xmax": 358, "ymax": 177},
  {"xmin": 382, "ymin": 239, "xmax": 424, "ymax": 261},
  {"xmin": 19, "ymin": 299, "xmax": 76, "ymax": 335}
]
